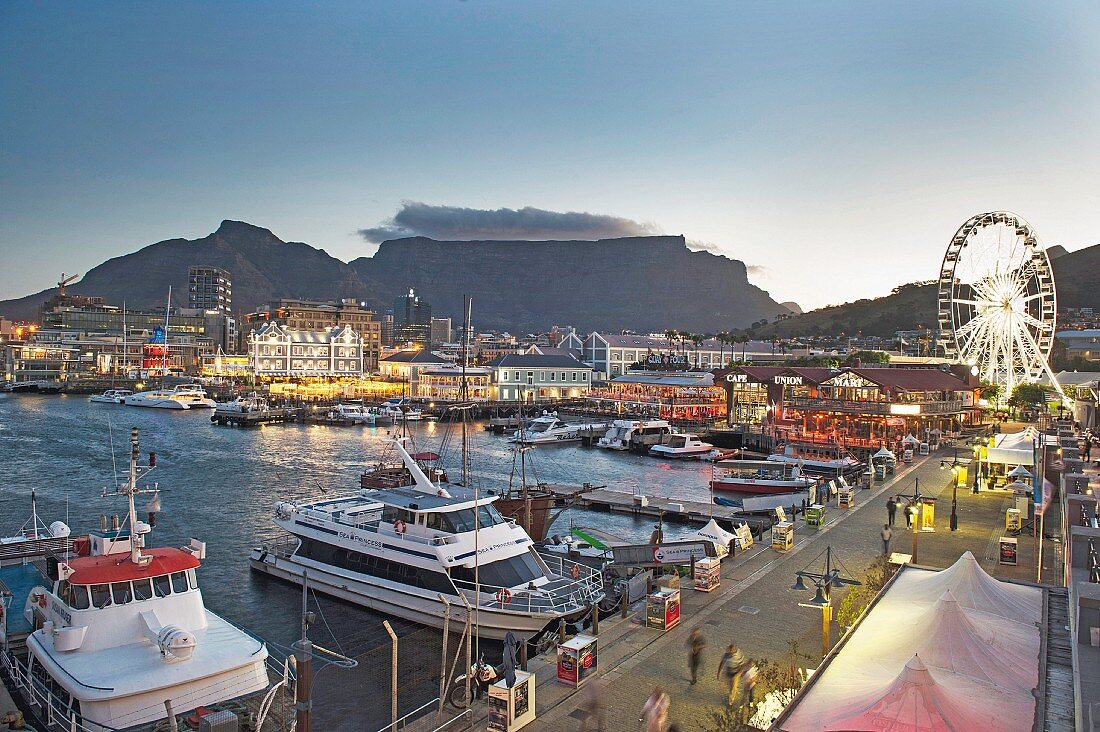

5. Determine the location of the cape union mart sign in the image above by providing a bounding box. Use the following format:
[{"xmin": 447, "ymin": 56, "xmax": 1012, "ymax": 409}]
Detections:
[{"xmin": 724, "ymin": 373, "xmax": 804, "ymax": 386}]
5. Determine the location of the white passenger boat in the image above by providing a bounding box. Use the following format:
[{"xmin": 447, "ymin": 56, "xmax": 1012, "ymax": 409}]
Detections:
[
  {"xmin": 124, "ymin": 384, "xmax": 217, "ymax": 410},
  {"xmin": 596, "ymin": 419, "xmax": 673, "ymax": 451},
  {"xmin": 250, "ymin": 437, "xmax": 603, "ymax": 640},
  {"xmin": 376, "ymin": 398, "xmax": 423, "ymax": 421},
  {"xmin": 648, "ymin": 432, "xmax": 714, "ymax": 459},
  {"xmin": 508, "ymin": 412, "xmax": 606, "ymax": 445},
  {"xmin": 768, "ymin": 440, "xmax": 864, "ymax": 477},
  {"xmin": 89, "ymin": 389, "xmax": 133, "ymax": 404},
  {"xmin": 214, "ymin": 392, "xmax": 270, "ymax": 414},
  {"xmin": 330, "ymin": 403, "xmax": 376, "ymax": 425},
  {"xmin": 710, "ymin": 459, "xmax": 816, "ymax": 494},
  {"xmin": 0, "ymin": 429, "xmax": 289, "ymax": 732}
]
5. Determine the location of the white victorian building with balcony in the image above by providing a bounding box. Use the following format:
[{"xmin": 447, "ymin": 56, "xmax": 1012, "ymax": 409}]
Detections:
[{"xmin": 248, "ymin": 321, "xmax": 364, "ymax": 377}]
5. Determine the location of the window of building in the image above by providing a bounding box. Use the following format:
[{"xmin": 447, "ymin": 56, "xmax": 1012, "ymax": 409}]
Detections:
[{"xmin": 550, "ymin": 372, "xmax": 556, "ymax": 381}]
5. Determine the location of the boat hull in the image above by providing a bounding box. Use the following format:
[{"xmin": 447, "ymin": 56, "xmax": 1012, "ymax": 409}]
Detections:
[
  {"xmin": 123, "ymin": 397, "xmax": 190, "ymax": 409},
  {"xmin": 493, "ymin": 494, "xmax": 555, "ymax": 542},
  {"xmin": 249, "ymin": 549, "xmax": 562, "ymax": 640},
  {"xmin": 649, "ymin": 448, "xmax": 712, "ymax": 459},
  {"xmin": 710, "ymin": 478, "xmax": 814, "ymax": 495}
]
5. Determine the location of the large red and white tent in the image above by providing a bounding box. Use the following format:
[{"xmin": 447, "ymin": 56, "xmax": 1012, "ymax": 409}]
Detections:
[{"xmin": 776, "ymin": 552, "xmax": 1043, "ymax": 732}]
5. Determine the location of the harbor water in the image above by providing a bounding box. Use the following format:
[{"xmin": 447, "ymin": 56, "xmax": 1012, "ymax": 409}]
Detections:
[{"xmin": 0, "ymin": 395, "xmax": 717, "ymax": 655}]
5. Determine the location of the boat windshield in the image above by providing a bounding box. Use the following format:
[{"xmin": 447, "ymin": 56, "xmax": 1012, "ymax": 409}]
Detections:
[
  {"xmin": 528, "ymin": 420, "xmax": 554, "ymax": 432},
  {"xmin": 604, "ymin": 427, "xmax": 625, "ymax": 440},
  {"xmin": 452, "ymin": 550, "xmax": 543, "ymax": 587},
  {"xmin": 439, "ymin": 504, "xmax": 505, "ymax": 533}
]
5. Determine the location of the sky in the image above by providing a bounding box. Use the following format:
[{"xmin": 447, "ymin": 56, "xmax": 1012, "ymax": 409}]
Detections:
[{"xmin": 2, "ymin": 1, "xmax": 1099, "ymax": 311}]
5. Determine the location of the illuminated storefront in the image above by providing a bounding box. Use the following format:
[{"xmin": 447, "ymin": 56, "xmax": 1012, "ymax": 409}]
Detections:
[
  {"xmin": 718, "ymin": 365, "xmax": 979, "ymax": 453},
  {"xmin": 586, "ymin": 370, "xmax": 726, "ymax": 422}
]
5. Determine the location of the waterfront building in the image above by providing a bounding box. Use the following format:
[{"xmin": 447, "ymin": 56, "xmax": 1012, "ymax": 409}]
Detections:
[
  {"xmin": 586, "ymin": 370, "xmax": 726, "ymax": 423},
  {"xmin": 718, "ymin": 364, "xmax": 979, "ymax": 452},
  {"xmin": 486, "ymin": 354, "xmax": 592, "ymax": 402},
  {"xmin": 581, "ymin": 332, "xmax": 788, "ymax": 379},
  {"xmin": 248, "ymin": 321, "xmax": 364, "ymax": 377},
  {"xmin": 416, "ymin": 365, "xmax": 491, "ymax": 402},
  {"xmin": 2, "ymin": 342, "xmax": 82, "ymax": 384},
  {"xmin": 187, "ymin": 265, "xmax": 232, "ymax": 313},
  {"xmin": 1056, "ymin": 329, "xmax": 1100, "ymax": 362},
  {"xmin": 244, "ymin": 298, "xmax": 382, "ymax": 371},
  {"xmin": 525, "ymin": 344, "xmax": 583, "ymax": 360},
  {"xmin": 1042, "ymin": 371, "xmax": 1100, "ymax": 429},
  {"xmin": 378, "ymin": 348, "xmax": 450, "ymax": 388},
  {"xmin": 201, "ymin": 351, "xmax": 252, "ymax": 378},
  {"xmin": 393, "ymin": 288, "xmax": 432, "ymax": 345}
]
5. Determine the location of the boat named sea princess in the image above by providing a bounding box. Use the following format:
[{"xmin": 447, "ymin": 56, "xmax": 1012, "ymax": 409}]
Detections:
[{"xmin": 251, "ymin": 438, "xmax": 604, "ymax": 639}]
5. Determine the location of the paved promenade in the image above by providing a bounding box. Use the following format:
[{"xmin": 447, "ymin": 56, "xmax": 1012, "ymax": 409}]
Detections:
[{"xmin": 476, "ymin": 442, "xmax": 1060, "ymax": 732}]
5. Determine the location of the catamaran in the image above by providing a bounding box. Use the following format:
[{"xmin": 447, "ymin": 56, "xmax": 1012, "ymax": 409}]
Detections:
[
  {"xmin": 251, "ymin": 437, "xmax": 603, "ymax": 639},
  {"xmin": 124, "ymin": 383, "xmax": 217, "ymax": 409},
  {"xmin": 0, "ymin": 429, "xmax": 291, "ymax": 732}
]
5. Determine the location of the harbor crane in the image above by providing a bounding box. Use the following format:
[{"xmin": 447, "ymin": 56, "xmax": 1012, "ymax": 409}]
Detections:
[{"xmin": 57, "ymin": 272, "xmax": 79, "ymax": 295}]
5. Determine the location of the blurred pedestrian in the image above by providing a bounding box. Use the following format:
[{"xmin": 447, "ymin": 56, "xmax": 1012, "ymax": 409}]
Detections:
[
  {"xmin": 904, "ymin": 500, "xmax": 913, "ymax": 529},
  {"xmin": 717, "ymin": 644, "xmax": 746, "ymax": 707},
  {"xmin": 881, "ymin": 524, "xmax": 892, "ymax": 556},
  {"xmin": 740, "ymin": 662, "xmax": 759, "ymax": 714},
  {"xmin": 886, "ymin": 497, "xmax": 896, "ymax": 527},
  {"xmin": 641, "ymin": 686, "xmax": 669, "ymax": 732},
  {"xmin": 687, "ymin": 628, "xmax": 706, "ymax": 685},
  {"xmin": 578, "ymin": 674, "xmax": 605, "ymax": 732}
]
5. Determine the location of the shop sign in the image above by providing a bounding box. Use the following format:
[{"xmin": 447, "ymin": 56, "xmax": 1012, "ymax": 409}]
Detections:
[
  {"xmin": 725, "ymin": 373, "xmax": 750, "ymax": 383},
  {"xmin": 610, "ymin": 541, "xmax": 714, "ymax": 567},
  {"xmin": 646, "ymin": 354, "xmax": 688, "ymax": 368},
  {"xmin": 774, "ymin": 375, "xmax": 803, "ymax": 385},
  {"xmin": 889, "ymin": 404, "xmax": 921, "ymax": 416}
]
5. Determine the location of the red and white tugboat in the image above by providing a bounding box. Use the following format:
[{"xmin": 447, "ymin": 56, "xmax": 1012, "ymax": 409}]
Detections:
[{"xmin": 1, "ymin": 428, "xmax": 291, "ymax": 732}]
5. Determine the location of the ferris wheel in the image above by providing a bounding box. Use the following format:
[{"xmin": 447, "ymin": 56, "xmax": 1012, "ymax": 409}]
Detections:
[{"xmin": 937, "ymin": 211, "xmax": 1060, "ymax": 397}]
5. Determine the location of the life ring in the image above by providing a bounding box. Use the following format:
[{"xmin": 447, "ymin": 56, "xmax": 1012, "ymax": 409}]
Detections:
[
  {"xmin": 570, "ymin": 564, "xmax": 581, "ymax": 580},
  {"xmin": 496, "ymin": 588, "xmax": 512, "ymax": 606},
  {"xmin": 393, "ymin": 519, "xmax": 407, "ymax": 535},
  {"xmin": 37, "ymin": 593, "xmax": 47, "ymax": 609}
]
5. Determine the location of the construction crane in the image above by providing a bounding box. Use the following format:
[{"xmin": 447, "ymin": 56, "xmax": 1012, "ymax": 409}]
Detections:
[{"xmin": 57, "ymin": 273, "xmax": 78, "ymax": 295}]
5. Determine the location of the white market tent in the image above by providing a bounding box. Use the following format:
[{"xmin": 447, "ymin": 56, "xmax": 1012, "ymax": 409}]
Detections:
[
  {"xmin": 777, "ymin": 552, "xmax": 1043, "ymax": 732},
  {"xmin": 986, "ymin": 428, "xmax": 1040, "ymax": 465},
  {"xmin": 873, "ymin": 447, "xmax": 895, "ymax": 459},
  {"xmin": 686, "ymin": 518, "xmax": 737, "ymax": 559}
]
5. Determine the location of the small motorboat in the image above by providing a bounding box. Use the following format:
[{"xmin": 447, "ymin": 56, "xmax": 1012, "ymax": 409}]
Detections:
[
  {"xmin": 89, "ymin": 388, "xmax": 133, "ymax": 404},
  {"xmin": 649, "ymin": 433, "xmax": 714, "ymax": 459}
]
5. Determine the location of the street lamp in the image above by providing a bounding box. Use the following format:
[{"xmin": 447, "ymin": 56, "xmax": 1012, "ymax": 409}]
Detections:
[
  {"xmin": 791, "ymin": 546, "xmax": 861, "ymax": 660},
  {"xmin": 939, "ymin": 444, "xmax": 967, "ymax": 532}
]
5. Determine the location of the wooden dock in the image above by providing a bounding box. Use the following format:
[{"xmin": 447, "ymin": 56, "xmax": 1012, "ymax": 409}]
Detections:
[
  {"xmin": 210, "ymin": 408, "xmax": 300, "ymax": 427},
  {"xmin": 544, "ymin": 486, "xmax": 777, "ymax": 535}
]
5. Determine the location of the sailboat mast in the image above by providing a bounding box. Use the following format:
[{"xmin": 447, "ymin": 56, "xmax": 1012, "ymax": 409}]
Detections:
[
  {"xmin": 163, "ymin": 286, "xmax": 172, "ymax": 376},
  {"xmin": 460, "ymin": 296, "xmax": 471, "ymax": 485}
]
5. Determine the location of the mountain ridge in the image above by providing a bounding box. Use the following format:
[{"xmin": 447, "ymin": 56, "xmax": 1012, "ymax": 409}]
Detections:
[{"xmin": 0, "ymin": 220, "xmax": 789, "ymax": 332}]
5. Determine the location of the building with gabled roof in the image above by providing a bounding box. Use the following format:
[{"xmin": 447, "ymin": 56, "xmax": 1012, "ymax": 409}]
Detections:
[
  {"xmin": 248, "ymin": 321, "xmax": 363, "ymax": 377},
  {"xmin": 485, "ymin": 353, "xmax": 593, "ymax": 402}
]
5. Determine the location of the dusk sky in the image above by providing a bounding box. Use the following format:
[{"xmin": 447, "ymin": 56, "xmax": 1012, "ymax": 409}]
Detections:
[{"xmin": 2, "ymin": 1, "xmax": 1099, "ymax": 311}]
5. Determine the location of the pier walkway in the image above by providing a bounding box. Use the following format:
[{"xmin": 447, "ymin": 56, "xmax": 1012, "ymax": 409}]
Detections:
[{"xmin": 423, "ymin": 439, "xmax": 1062, "ymax": 732}]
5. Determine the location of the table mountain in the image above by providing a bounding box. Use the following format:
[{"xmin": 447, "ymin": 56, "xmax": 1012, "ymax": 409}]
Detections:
[{"xmin": 0, "ymin": 221, "xmax": 790, "ymax": 332}]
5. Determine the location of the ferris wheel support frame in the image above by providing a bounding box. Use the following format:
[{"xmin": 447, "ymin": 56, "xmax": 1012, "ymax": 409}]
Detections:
[{"xmin": 936, "ymin": 211, "xmax": 1065, "ymax": 404}]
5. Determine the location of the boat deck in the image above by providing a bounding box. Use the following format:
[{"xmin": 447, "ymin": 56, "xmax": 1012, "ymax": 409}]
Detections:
[{"xmin": 0, "ymin": 563, "xmax": 45, "ymax": 637}]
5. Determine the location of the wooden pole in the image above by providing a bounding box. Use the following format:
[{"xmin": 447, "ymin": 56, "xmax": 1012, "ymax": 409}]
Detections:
[
  {"xmin": 384, "ymin": 620, "xmax": 398, "ymax": 732},
  {"xmin": 821, "ymin": 604, "xmax": 831, "ymax": 661},
  {"xmin": 294, "ymin": 577, "xmax": 313, "ymax": 732},
  {"xmin": 164, "ymin": 700, "xmax": 178, "ymax": 732}
]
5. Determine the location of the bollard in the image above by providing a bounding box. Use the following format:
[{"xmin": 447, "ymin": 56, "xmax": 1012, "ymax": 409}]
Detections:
[
  {"xmin": 591, "ymin": 606, "xmax": 599, "ymax": 636},
  {"xmin": 620, "ymin": 589, "xmax": 629, "ymax": 618},
  {"xmin": 690, "ymin": 556, "xmax": 696, "ymax": 588}
]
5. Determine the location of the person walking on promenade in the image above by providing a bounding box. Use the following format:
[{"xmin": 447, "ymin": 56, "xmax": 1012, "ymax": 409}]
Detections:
[
  {"xmin": 717, "ymin": 644, "xmax": 746, "ymax": 707},
  {"xmin": 641, "ymin": 686, "xmax": 669, "ymax": 732},
  {"xmin": 578, "ymin": 675, "xmax": 605, "ymax": 732},
  {"xmin": 904, "ymin": 499, "xmax": 913, "ymax": 529},
  {"xmin": 1085, "ymin": 434, "xmax": 1093, "ymax": 462},
  {"xmin": 887, "ymin": 497, "xmax": 896, "ymax": 527},
  {"xmin": 687, "ymin": 628, "xmax": 706, "ymax": 685},
  {"xmin": 881, "ymin": 524, "xmax": 893, "ymax": 556}
]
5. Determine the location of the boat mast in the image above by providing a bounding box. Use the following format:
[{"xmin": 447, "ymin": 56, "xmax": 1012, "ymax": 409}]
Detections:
[{"xmin": 163, "ymin": 286, "xmax": 172, "ymax": 378}]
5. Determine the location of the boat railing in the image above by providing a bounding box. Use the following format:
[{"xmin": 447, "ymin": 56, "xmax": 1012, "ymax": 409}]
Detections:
[{"xmin": 450, "ymin": 553, "xmax": 602, "ymax": 615}]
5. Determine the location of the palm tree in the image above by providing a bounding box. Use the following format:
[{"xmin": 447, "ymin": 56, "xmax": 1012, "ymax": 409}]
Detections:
[
  {"xmin": 739, "ymin": 333, "xmax": 750, "ymax": 363},
  {"xmin": 691, "ymin": 333, "xmax": 704, "ymax": 366},
  {"xmin": 665, "ymin": 328, "xmax": 678, "ymax": 355},
  {"xmin": 716, "ymin": 331, "xmax": 729, "ymax": 367}
]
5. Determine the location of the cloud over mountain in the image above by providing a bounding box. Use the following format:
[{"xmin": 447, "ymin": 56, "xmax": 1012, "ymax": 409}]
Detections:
[{"xmin": 358, "ymin": 202, "xmax": 659, "ymax": 243}]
